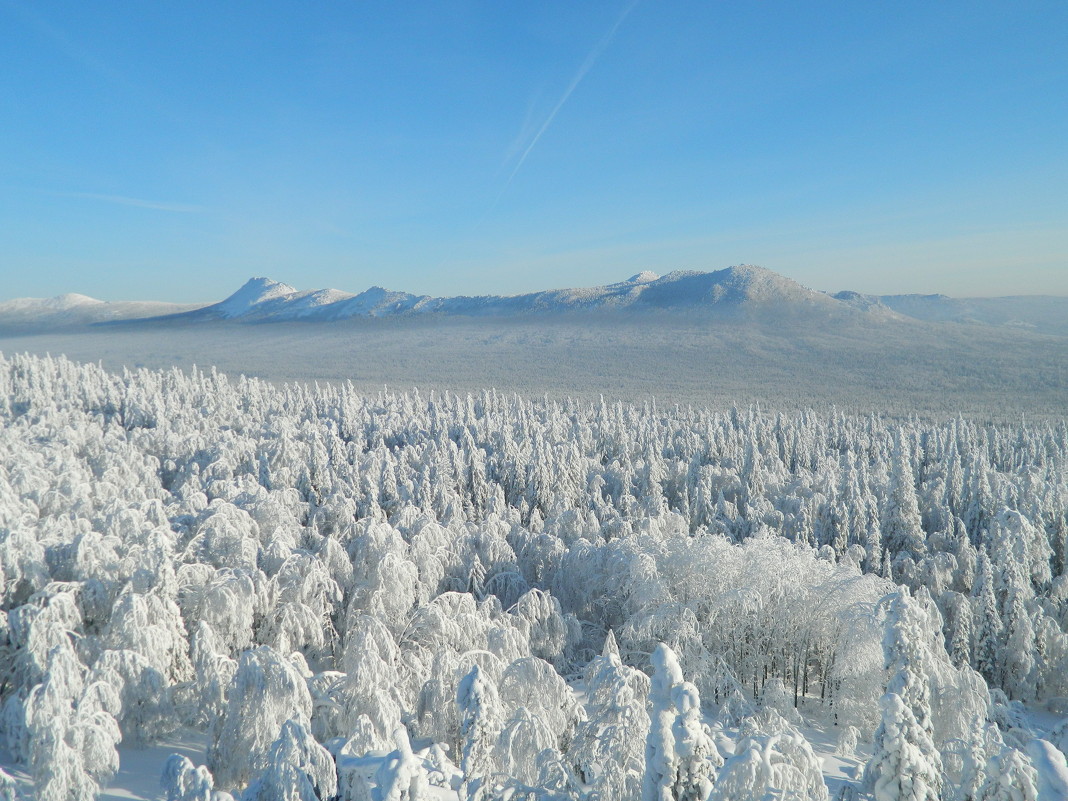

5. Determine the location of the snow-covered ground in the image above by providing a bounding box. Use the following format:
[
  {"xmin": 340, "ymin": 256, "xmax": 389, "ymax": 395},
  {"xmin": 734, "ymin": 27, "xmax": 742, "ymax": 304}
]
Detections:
[{"xmin": 1, "ymin": 733, "xmax": 208, "ymax": 801}]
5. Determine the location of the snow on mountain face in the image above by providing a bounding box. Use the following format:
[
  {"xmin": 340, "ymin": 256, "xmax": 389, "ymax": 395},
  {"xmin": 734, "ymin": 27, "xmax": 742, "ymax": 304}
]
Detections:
[
  {"xmin": 46, "ymin": 293, "xmax": 104, "ymax": 309},
  {"xmin": 325, "ymin": 286, "xmax": 430, "ymax": 318},
  {"xmin": 834, "ymin": 289, "xmax": 1068, "ymax": 336},
  {"xmin": 0, "ymin": 293, "xmax": 104, "ymax": 312},
  {"xmin": 0, "ymin": 292, "xmax": 204, "ymax": 329},
  {"xmin": 214, "ymin": 277, "xmax": 299, "ymax": 318},
  {"xmin": 625, "ymin": 271, "xmax": 660, "ymax": 284},
  {"xmin": 629, "ymin": 266, "xmax": 846, "ymax": 314},
  {"xmin": 182, "ymin": 265, "xmax": 854, "ymax": 323},
  {"xmin": 11, "ymin": 267, "xmax": 1067, "ymax": 334}
]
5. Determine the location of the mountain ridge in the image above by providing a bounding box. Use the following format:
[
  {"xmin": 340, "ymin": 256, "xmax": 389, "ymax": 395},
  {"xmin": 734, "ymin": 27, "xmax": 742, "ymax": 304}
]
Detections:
[
  {"xmin": 3, "ymin": 266, "xmax": 1066, "ymax": 336},
  {"xmin": 165, "ymin": 265, "xmax": 864, "ymax": 323},
  {"xmin": 0, "ymin": 293, "xmax": 204, "ymax": 331}
]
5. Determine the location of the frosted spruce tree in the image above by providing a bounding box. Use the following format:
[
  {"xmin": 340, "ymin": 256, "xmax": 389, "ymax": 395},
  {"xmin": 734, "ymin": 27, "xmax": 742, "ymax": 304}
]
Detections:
[
  {"xmin": 643, "ymin": 643, "xmax": 685, "ymax": 801},
  {"xmin": 972, "ymin": 554, "xmax": 1003, "ymax": 685},
  {"xmin": 569, "ymin": 631, "xmax": 649, "ymax": 800},
  {"xmin": 642, "ymin": 643, "xmax": 722, "ymax": 801},
  {"xmin": 864, "ymin": 693, "xmax": 941, "ymax": 801},
  {"xmin": 882, "ymin": 433, "xmax": 926, "ymax": 563},
  {"xmin": 881, "ymin": 592, "xmax": 938, "ymax": 743},
  {"xmin": 864, "ymin": 591, "xmax": 943, "ymax": 801},
  {"xmin": 671, "ymin": 681, "xmax": 723, "ymax": 801},
  {"xmin": 457, "ymin": 664, "xmax": 504, "ymax": 801}
]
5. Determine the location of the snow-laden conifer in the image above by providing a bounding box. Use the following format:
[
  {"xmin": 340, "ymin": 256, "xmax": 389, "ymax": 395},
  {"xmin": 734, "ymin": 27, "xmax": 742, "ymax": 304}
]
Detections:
[
  {"xmin": 570, "ymin": 631, "xmax": 649, "ymax": 800},
  {"xmin": 643, "ymin": 643, "xmax": 685, "ymax": 801},
  {"xmin": 457, "ymin": 663, "xmax": 504, "ymax": 801},
  {"xmin": 671, "ymin": 681, "xmax": 723, "ymax": 801},
  {"xmin": 882, "ymin": 433, "xmax": 926, "ymax": 564},
  {"xmin": 864, "ymin": 693, "xmax": 940, "ymax": 801}
]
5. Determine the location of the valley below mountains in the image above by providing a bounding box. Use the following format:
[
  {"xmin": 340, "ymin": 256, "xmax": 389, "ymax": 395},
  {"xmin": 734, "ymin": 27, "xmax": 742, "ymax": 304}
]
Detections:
[{"xmin": 0, "ymin": 266, "xmax": 1064, "ymax": 420}]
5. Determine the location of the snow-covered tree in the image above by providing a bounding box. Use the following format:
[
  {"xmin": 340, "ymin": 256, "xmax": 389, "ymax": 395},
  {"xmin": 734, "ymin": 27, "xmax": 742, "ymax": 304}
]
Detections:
[
  {"xmin": 22, "ymin": 643, "xmax": 122, "ymax": 801},
  {"xmin": 496, "ymin": 707, "xmax": 557, "ymax": 786},
  {"xmin": 160, "ymin": 754, "xmax": 235, "ymax": 801},
  {"xmin": 864, "ymin": 693, "xmax": 941, "ymax": 801},
  {"xmin": 882, "ymin": 434, "xmax": 926, "ymax": 561},
  {"xmin": 371, "ymin": 726, "xmax": 428, "ymax": 801},
  {"xmin": 243, "ymin": 720, "xmax": 337, "ymax": 801},
  {"xmin": 975, "ymin": 747, "xmax": 1038, "ymax": 801},
  {"xmin": 208, "ymin": 646, "xmax": 313, "ymax": 791},
  {"xmin": 570, "ymin": 632, "xmax": 649, "ymax": 800},
  {"xmin": 671, "ymin": 681, "xmax": 722, "ymax": 801},
  {"xmin": 643, "ymin": 643, "xmax": 685, "ymax": 801},
  {"xmin": 712, "ymin": 728, "xmax": 827, "ymax": 801},
  {"xmin": 457, "ymin": 664, "xmax": 504, "ymax": 801}
]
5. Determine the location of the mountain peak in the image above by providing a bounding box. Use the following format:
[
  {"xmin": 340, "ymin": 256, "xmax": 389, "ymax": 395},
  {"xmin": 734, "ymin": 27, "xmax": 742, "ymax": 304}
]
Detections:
[
  {"xmin": 625, "ymin": 271, "xmax": 660, "ymax": 284},
  {"xmin": 48, "ymin": 293, "xmax": 103, "ymax": 309},
  {"xmin": 216, "ymin": 277, "xmax": 297, "ymax": 318},
  {"xmin": 238, "ymin": 276, "xmax": 293, "ymax": 294}
]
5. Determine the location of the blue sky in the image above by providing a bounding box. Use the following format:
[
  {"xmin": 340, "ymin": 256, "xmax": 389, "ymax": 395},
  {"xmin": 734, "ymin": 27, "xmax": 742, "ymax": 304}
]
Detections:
[{"xmin": 1, "ymin": 1, "xmax": 1065, "ymax": 301}]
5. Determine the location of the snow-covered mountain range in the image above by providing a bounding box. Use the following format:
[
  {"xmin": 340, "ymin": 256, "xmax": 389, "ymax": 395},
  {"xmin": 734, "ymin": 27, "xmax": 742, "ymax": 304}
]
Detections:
[
  {"xmin": 3, "ymin": 265, "xmax": 1066, "ymax": 335},
  {"xmin": 176, "ymin": 265, "xmax": 854, "ymax": 322}
]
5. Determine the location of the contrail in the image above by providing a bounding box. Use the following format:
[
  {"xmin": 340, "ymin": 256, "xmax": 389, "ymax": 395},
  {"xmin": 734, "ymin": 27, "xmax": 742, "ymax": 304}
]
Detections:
[{"xmin": 504, "ymin": 0, "xmax": 640, "ymax": 189}]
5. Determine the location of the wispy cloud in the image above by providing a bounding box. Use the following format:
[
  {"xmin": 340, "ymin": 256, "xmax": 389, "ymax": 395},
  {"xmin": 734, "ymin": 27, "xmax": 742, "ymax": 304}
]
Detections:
[
  {"xmin": 57, "ymin": 191, "xmax": 207, "ymax": 214},
  {"xmin": 501, "ymin": 0, "xmax": 640, "ymax": 190}
]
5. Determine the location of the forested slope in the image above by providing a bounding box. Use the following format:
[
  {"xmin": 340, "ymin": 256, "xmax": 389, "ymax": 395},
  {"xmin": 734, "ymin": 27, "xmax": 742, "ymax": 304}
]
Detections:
[{"xmin": 0, "ymin": 354, "xmax": 1066, "ymax": 799}]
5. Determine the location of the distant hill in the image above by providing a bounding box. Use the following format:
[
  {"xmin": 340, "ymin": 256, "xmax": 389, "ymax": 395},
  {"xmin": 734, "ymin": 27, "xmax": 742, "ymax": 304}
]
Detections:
[
  {"xmin": 145, "ymin": 265, "xmax": 882, "ymax": 324},
  {"xmin": 0, "ymin": 293, "xmax": 204, "ymax": 332},
  {"xmin": 2, "ymin": 266, "xmax": 1066, "ymax": 419},
  {"xmin": 832, "ymin": 290, "xmax": 1068, "ymax": 337},
  {"xmin": 2, "ymin": 266, "xmax": 1065, "ymax": 336}
]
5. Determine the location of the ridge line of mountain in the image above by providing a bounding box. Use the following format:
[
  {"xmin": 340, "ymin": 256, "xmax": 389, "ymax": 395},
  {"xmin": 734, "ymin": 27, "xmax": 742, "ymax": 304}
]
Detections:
[{"xmin": 2, "ymin": 265, "xmax": 1066, "ymax": 336}]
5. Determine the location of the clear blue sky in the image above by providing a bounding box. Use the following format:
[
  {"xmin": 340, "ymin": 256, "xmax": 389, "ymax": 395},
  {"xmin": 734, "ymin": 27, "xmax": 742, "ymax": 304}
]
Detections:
[{"xmin": 1, "ymin": 0, "xmax": 1065, "ymax": 301}]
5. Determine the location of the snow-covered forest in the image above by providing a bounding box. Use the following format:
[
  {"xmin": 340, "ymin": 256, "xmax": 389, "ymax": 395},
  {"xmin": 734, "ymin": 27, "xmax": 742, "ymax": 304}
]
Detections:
[{"xmin": 1, "ymin": 352, "xmax": 1067, "ymax": 800}]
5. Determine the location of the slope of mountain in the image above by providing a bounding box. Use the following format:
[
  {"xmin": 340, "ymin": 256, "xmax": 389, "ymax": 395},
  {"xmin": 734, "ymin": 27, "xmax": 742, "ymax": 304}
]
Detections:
[
  {"xmin": 833, "ymin": 290, "xmax": 1068, "ymax": 337},
  {"xmin": 162, "ymin": 265, "xmax": 872, "ymax": 324},
  {"xmin": 214, "ymin": 277, "xmax": 300, "ymax": 317},
  {"xmin": 4, "ymin": 267, "xmax": 1065, "ymax": 337},
  {"xmin": 0, "ymin": 293, "xmax": 205, "ymax": 332}
]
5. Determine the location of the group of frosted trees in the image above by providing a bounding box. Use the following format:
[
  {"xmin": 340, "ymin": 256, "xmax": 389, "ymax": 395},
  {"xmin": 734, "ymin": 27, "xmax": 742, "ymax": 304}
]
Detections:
[{"xmin": 0, "ymin": 352, "xmax": 1066, "ymax": 799}]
